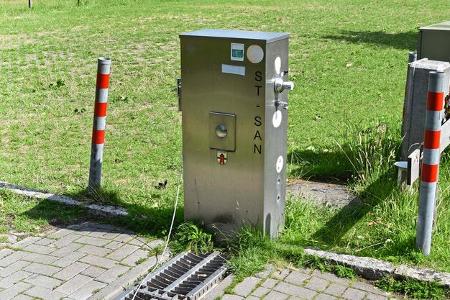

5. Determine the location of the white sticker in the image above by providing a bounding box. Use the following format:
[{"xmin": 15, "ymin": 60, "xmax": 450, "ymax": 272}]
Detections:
[
  {"xmin": 272, "ymin": 110, "xmax": 282, "ymax": 128},
  {"xmin": 222, "ymin": 64, "xmax": 245, "ymax": 76},
  {"xmin": 231, "ymin": 43, "xmax": 244, "ymax": 61},
  {"xmin": 247, "ymin": 45, "xmax": 264, "ymax": 64},
  {"xmin": 274, "ymin": 57, "xmax": 281, "ymax": 75},
  {"xmin": 276, "ymin": 155, "xmax": 284, "ymax": 173}
]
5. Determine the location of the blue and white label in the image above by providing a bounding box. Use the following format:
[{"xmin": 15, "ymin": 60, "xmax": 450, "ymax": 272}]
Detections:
[{"xmin": 231, "ymin": 43, "xmax": 244, "ymax": 61}]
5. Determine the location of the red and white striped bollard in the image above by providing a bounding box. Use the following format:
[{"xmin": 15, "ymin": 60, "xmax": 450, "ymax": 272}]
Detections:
[
  {"xmin": 88, "ymin": 57, "xmax": 111, "ymax": 191},
  {"xmin": 416, "ymin": 71, "xmax": 445, "ymax": 256}
]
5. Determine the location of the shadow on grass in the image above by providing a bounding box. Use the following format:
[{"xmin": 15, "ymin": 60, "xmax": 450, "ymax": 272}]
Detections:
[
  {"xmin": 323, "ymin": 30, "xmax": 418, "ymax": 50},
  {"xmin": 288, "ymin": 148, "xmax": 354, "ymax": 183},
  {"xmin": 22, "ymin": 187, "xmax": 183, "ymax": 238},
  {"xmin": 310, "ymin": 170, "xmax": 397, "ymax": 248}
]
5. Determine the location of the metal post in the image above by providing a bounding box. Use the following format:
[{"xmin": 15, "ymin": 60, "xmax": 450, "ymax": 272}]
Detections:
[
  {"xmin": 416, "ymin": 71, "xmax": 445, "ymax": 256},
  {"xmin": 88, "ymin": 57, "xmax": 111, "ymax": 192},
  {"xmin": 28, "ymin": 0, "xmax": 32, "ymax": 8}
]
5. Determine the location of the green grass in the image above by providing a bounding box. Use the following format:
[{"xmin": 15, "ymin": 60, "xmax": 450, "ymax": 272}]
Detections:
[
  {"xmin": 0, "ymin": 190, "xmax": 86, "ymax": 235},
  {"xmin": 1, "ymin": 0, "xmax": 450, "ymax": 278}
]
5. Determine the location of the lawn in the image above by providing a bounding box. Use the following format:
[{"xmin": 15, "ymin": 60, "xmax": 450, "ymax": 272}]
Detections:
[{"xmin": 0, "ymin": 0, "xmax": 449, "ymax": 274}]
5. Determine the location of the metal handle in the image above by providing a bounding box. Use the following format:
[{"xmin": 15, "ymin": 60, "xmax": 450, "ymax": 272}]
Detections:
[{"xmin": 274, "ymin": 77, "xmax": 295, "ymax": 93}]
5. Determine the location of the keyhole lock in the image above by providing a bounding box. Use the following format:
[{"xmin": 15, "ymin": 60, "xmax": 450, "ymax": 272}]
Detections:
[{"xmin": 215, "ymin": 124, "xmax": 227, "ymax": 138}]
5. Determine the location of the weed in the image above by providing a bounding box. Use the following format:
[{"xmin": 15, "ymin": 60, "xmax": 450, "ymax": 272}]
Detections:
[
  {"xmin": 376, "ymin": 276, "xmax": 447, "ymax": 299},
  {"xmin": 171, "ymin": 222, "xmax": 213, "ymax": 254}
]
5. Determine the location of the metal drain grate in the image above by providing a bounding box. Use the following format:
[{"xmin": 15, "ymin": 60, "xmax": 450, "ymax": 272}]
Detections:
[{"xmin": 119, "ymin": 251, "xmax": 227, "ymax": 300}]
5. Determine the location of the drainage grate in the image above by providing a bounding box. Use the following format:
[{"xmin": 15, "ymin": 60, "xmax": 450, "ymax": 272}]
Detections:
[{"xmin": 119, "ymin": 251, "xmax": 227, "ymax": 300}]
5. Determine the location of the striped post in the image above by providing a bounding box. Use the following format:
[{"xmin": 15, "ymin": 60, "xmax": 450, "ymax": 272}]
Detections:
[
  {"xmin": 416, "ymin": 71, "xmax": 445, "ymax": 256},
  {"xmin": 88, "ymin": 57, "xmax": 111, "ymax": 191}
]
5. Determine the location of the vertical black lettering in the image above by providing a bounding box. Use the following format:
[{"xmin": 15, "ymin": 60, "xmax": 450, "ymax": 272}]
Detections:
[
  {"xmin": 255, "ymin": 85, "xmax": 262, "ymax": 96},
  {"xmin": 253, "ymin": 130, "xmax": 262, "ymax": 141},
  {"xmin": 254, "ymin": 116, "xmax": 262, "ymax": 126},
  {"xmin": 255, "ymin": 71, "xmax": 263, "ymax": 82},
  {"xmin": 253, "ymin": 144, "xmax": 262, "ymax": 154}
]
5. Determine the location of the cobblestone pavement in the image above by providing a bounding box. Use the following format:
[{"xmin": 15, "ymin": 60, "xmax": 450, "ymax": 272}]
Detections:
[
  {"xmin": 0, "ymin": 222, "xmax": 163, "ymax": 300},
  {"xmin": 207, "ymin": 265, "xmax": 399, "ymax": 300}
]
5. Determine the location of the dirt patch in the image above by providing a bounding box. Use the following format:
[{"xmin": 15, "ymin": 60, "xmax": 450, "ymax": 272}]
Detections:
[{"xmin": 287, "ymin": 179, "xmax": 361, "ymax": 208}]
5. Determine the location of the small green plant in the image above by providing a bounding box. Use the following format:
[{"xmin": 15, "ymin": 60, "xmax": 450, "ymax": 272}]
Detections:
[
  {"xmin": 376, "ymin": 276, "xmax": 447, "ymax": 299},
  {"xmin": 171, "ymin": 222, "xmax": 213, "ymax": 254},
  {"xmin": 333, "ymin": 264, "xmax": 356, "ymax": 279}
]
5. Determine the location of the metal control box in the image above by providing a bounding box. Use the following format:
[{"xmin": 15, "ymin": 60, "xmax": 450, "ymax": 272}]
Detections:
[
  {"xmin": 179, "ymin": 29, "xmax": 293, "ymax": 238},
  {"xmin": 418, "ymin": 21, "xmax": 450, "ymax": 62}
]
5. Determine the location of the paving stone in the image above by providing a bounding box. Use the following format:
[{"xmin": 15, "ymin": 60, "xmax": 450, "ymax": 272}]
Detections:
[
  {"xmin": 233, "ymin": 276, "xmax": 261, "ymax": 297},
  {"xmin": 81, "ymin": 265, "xmax": 106, "ymax": 278},
  {"xmin": 1, "ymin": 260, "xmax": 31, "ymax": 277},
  {"xmin": 0, "ymin": 282, "xmax": 32, "ymax": 300},
  {"xmin": 305, "ymin": 276, "xmax": 329, "ymax": 291},
  {"xmin": 121, "ymin": 249, "xmax": 148, "ymax": 266},
  {"xmin": 261, "ymin": 278, "xmax": 278, "ymax": 289},
  {"xmin": 113, "ymin": 233, "xmax": 134, "ymax": 243},
  {"xmin": 53, "ymin": 262, "xmax": 90, "ymax": 281},
  {"xmin": 25, "ymin": 286, "xmax": 66, "ymax": 300},
  {"xmin": 0, "ymin": 249, "xmax": 14, "ymax": 260},
  {"xmin": 222, "ymin": 295, "xmax": 244, "ymax": 300},
  {"xmin": 34, "ymin": 238, "xmax": 54, "ymax": 246},
  {"xmin": 365, "ymin": 294, "xmax": 389, "ymax": 300},
  {"xmin": 99, "ymin": 231, "xmax": 121, "ymax": 240},
  {"xmin": 13, "ymin": 237, "xmax": 40, "ymax": 248},
  {"xmin": 55, "ymin": 274, "xmax": 92, "ymax": 295},
  {"xmin": 352, "ymin": 281, "xmax": 387, "ymax": 295},
  {"xmin": 324, "ymin": 283, "xmax": 347, "ymax": 297},
  {"xmin": 127, "ymin": 237, "xmax": 146, "ymax": 247},
  {"xmin": 0, "ymin": 251, "xmax": 26, "ymax": 267},
  {"xmin": 285, "ymin": 270, "xmax": 310, "ymax": 286},
  {"xmin": 264, "ymin": 290, "xmax": 289, "ymax": 300},
  {"xmin": 24, "ymin": 274, "xmax": 62, "ymax": 289},
  {"xmin": 51, "ymin": 243, "xmax": 83, "ymax": 257},
  {"xmin": 24, "ymin": 262, "xmax": 61, "ymax": 276},
  {"xmin": 47, "ymin": 228, "xmax": 72, "ymax": 239},
  {"xmin": 0, "ymin": 271, "xmax": 32, "ymax": 289},
  {"xmin": 12, "ymin": 294, "xmax": 33, "ymax": 300},
  {"xmin": 52, "ymin": 251, "xmax": 86, "ymax": 268},
  {"xmin": 95, "ymin": 265, "xmax": 129, "ymax": 283},
  {"xmin": 78, "ymin": 244, "xmax": 112, "ymax": 257},
  {"xmin": 23, "ymin": 243, "xmax": 54, "ymax": 255},
  {"xmin": 274, "ymin": 282, "xmax": 317, "ymax": 299},
  {"xmin": 54, "ymin": 234, "xmax": 83, "ymax": 248},
  {"xmin": 67, "ymin": 280, "xmax": 106, "ymax": 300},
  {"xmin": 255, "ymin": 265, "xmax": 275, "ymax": 279},
  {"xmin": 76, "ymin": 236, "xmax": 110, "ymax": 247},
  {"xmin": 271, "ymin": 268, "xmax": 290, "ymax": 280},
  {"xmin": 104, "ymin": 241, "xmax": 124, "ymax": 250},
  {"xmin": 80, "ymin": 255, "xmax": 117, "ymax": 269},
  {"xmin": 251, "ymin": 286, "xmax": 270, "ymax": 297},
  {"xmin": 107, "ymin": 244, "xmax": 139, "ymax": 261},
  {"xmin": 342, "ymin": 287, "xmax": 366, "ymax": 300},
  {"xmin": 315, "ymin": 271, "xmax": 352, "ymax": 285},
  {"xmin": 22, "ymin": 252, "xmax": 59, "ymax": 264},
  {"xmin": 314, "ymin": 294, "xmax": 337, "ymax": 300}
]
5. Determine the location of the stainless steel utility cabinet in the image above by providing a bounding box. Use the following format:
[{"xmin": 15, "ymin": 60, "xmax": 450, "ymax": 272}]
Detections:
[
  {"xmin": 418, "ymin": 21, "xmax": 450, "ymax": 62},
  {"xmin": 179, "ymin": 29, "xmax": 294, "ymax": 238}
]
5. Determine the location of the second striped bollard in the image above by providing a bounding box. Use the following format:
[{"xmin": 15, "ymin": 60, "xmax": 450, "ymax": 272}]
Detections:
[
  {"xmin": 416, "ymin": 71, "xmax": 445, "ymax": 256},
  {"xmin": 88, "ymin": 57, "xmax": 111, "ymax": 192}
]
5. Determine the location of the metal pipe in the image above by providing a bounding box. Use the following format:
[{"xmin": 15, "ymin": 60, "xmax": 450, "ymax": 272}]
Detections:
[
  {"xmin": 416, "ymin": 71, "xmax": 445, "ymax": 256},
  {"xmin": 88, "ymin": 57, "xmax": 111, "ymax": 192}
]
